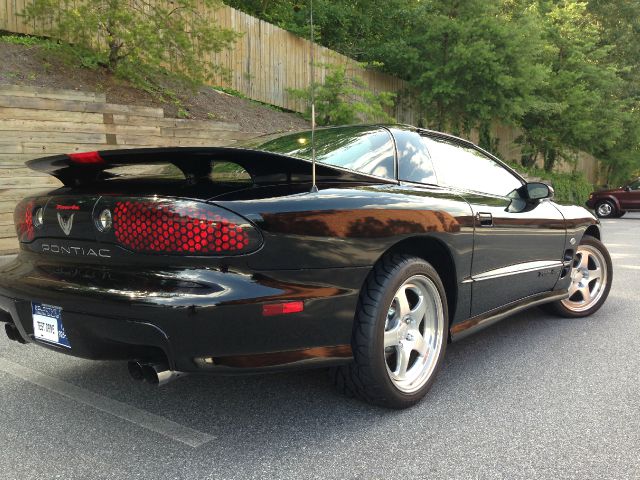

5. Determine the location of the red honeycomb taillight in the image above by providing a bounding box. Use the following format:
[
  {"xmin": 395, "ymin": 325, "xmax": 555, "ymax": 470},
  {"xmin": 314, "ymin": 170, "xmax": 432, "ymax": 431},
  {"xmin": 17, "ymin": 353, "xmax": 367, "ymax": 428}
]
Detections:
[
  {"xmin": 14, "ymin": 198, "xmax": 35, "ymax": 242},
  {"xmin": 112, "ymin": 199, "xmax": 261, "ymax": 255}
]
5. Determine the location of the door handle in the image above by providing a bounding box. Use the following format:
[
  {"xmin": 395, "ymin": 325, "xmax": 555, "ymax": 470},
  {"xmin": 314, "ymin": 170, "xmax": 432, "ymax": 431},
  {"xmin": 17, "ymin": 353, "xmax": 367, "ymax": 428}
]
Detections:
[{"xmin": 476, "ymin": 212, "xmax": 493, "ymax": 227}]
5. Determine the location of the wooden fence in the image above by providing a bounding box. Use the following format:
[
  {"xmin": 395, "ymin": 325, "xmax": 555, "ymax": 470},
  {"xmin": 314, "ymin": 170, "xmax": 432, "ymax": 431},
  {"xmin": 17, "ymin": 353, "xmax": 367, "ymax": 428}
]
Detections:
[{"xmin": 0, "ymin": 84, "xmax": 257, "ymax": 254}]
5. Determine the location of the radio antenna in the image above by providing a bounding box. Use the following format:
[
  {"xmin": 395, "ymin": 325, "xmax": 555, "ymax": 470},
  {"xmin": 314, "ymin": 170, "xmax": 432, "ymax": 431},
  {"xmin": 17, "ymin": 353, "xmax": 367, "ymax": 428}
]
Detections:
[{"xmin": 309, "ymin": 0, "xmax": 318, "ymax": 193}]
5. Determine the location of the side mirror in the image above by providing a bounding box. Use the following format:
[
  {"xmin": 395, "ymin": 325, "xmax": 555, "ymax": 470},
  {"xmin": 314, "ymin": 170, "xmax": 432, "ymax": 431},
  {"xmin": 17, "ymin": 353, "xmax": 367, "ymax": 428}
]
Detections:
[
  {"xmin": 525, "ymin": 182, "xmax": 554, "ymax": 201},
  {"xmin": 624, "ymin": 186, "xmax": 631, "ymax": 192}
]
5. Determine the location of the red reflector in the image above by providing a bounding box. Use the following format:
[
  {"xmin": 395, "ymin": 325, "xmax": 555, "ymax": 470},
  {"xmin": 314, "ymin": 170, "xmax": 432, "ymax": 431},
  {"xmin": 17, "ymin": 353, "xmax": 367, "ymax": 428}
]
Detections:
[
  {"xmin": 14, "ymin": 198, "xmax": 35, "ymax": 242},
  {"xmin": 262, "ymin": 301, "xmax": 304, "ymax": 317},
  {"xmin": 112, "ymin": 198, "xmax": 260, "ymax": 255},
  {"xmin": 68, "ymin": 151, "xmax": 105, "ymax": 164}
]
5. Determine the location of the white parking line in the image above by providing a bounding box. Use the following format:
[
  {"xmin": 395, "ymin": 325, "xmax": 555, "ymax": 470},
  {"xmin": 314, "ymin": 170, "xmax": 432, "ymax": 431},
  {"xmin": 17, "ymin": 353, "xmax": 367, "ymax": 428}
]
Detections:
[
  {"xmin": 610, "ymin": 253, "xmax": 632, "ymax": 259},
  {"xmin": 617, "ymin": 265, "xmax": 640, "ymax": 270},
  {"xmin": 0, "ymin": 358, "xmax": 214, "ymax": 448}
]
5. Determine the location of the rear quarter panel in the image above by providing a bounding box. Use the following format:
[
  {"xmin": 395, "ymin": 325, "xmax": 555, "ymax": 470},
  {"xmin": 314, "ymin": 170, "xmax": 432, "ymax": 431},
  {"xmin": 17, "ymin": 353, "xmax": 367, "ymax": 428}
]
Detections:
[
  {"xmin": 216, "ymin": 185, "xmax": 475, "ymax": 274},
  {"xmin": 218, "ymin": 184, "xmax": 475, "ymax": 324}
]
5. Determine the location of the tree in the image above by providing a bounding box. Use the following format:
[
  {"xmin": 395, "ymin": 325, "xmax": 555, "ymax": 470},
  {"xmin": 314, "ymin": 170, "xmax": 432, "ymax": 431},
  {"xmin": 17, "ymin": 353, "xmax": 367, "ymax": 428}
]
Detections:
[
  {"xmin": 22, "ymin": 0, "xmax": 240, "ymax": 95},
  {"xmin": 518, "ymin": 1, "xmax": 628, "ymax": 172},
  {"xmin": 288, "ymin": 64, "xmax": 395, "ymax": 126},
  {"xmin": 586, "ymin": 0, "xmax": 640, "ymax": 184},
  {"xmin": 379, "ymin": 1, "xmax": 548, "ymax": 134}
]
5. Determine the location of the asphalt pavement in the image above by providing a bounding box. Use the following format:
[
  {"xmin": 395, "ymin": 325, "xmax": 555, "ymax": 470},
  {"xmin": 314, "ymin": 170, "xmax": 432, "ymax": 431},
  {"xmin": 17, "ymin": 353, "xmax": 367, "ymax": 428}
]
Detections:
[{"xmin": 0, "ymin": 214, "xmax": 639, "ymax": 480}]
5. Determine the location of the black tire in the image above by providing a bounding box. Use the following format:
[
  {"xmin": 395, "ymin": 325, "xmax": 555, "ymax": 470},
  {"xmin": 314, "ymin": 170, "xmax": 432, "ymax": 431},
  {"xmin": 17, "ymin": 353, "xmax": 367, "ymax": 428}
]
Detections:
[
  {"xmin": 595, "ymin": 200, "xmax": 617, "ymax": 218},
  {"xmin": 614, "ymin": 211, "xmax": 626, "ymax": 218},
  {"xmin": 542, "ymin": 236, "xmax": 612, "ymax": 318},
  {"xmin": 333, "ymin": 254, "xmax": 448, "ymax": 409}
]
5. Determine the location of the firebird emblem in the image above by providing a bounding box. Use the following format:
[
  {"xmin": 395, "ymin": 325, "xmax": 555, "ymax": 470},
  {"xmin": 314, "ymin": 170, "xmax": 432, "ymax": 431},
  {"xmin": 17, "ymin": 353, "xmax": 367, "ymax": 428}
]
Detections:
[{"xmin": 57, "ymin": 213, "xmax": 75, "ymax": 236}]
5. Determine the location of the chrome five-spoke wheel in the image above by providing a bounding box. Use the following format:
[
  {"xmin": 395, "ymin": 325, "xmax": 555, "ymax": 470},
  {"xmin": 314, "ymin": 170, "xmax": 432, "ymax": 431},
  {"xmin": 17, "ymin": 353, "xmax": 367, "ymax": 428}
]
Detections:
[
  {"xmin": 334, "ymin": 255, "xmax": 448, "ymax": 408},
  {"xmin": 543, "ymin": 236, "xmax": 612, "ymax": 318},
  {"xmin": 562, "ymin": 244, "xmax": 608, "ymax": 313},
  {"xmin": 384, "ymin": 275, "xmax": 445, "ymax": 393}
]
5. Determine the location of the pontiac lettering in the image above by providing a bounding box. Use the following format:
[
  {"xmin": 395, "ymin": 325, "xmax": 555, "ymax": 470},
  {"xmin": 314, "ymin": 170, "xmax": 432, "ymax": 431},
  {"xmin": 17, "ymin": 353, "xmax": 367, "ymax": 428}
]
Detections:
[{"xmin": 41, "ymin": 243, "xmax": 111, "ymax": 258}]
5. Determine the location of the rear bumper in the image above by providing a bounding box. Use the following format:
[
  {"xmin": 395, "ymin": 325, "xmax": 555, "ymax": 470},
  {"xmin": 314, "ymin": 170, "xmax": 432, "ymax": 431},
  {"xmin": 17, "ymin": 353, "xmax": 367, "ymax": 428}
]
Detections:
[
  {"xmin": 0, "ymin": 255, "xmax": 367, "ymax": 372},
  {"xmin": 0, "ymin": 295, "xmax": 172, "ymax": 362}
]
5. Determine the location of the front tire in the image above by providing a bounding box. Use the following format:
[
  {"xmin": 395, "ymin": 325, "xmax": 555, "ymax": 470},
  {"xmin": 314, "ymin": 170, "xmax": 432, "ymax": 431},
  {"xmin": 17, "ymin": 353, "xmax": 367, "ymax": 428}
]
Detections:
[
  {"xmin": 543, "ymin": 236, "xmax": 612, "ymax": 318},
  {"xmin": 333, "ymin": 254, "xmax": 448, "ymax": 409}
]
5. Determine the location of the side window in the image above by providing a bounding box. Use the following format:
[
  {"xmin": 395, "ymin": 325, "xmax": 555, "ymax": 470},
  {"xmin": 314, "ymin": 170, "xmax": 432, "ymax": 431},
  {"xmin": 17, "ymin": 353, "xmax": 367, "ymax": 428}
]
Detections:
[
  {"xmin": 394, "ymin": 129, "xmax": 437, "ymax": 184},
  {"xmin": 423, "ymin": 136, "xmax": 523, "ymax": 197},
  {"xmin": 628, "ymin": 179, "xmax": 640, "ymax": 190},
  {"xmin": 211, "ymin": 161, "xmax": 252, "ymax": 183}
]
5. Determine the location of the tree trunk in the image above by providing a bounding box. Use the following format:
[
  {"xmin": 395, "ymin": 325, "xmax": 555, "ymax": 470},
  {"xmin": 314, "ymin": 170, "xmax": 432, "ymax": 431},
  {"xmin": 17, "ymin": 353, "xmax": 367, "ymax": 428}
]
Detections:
[
  {"xmin": 108, "ymin": 41, "xmax": 120, "ymax": 71},
  {"xmin": 436, "ymin": 99, "xmax": 445, "ymax": 131},
  {"xmin": 479, "ymin": 122, "xmax": 492, "ymax": 151},
  {"xmin": 521, "ymin": 152, "xmax": 538, "ymax": 168},
  {"xmin": 106, "ymin": 0, "xmax": 120, "ymax": 71},
  {"xmin": 543, "ymin": 147, "xmax": 557, "ymax": 172}
]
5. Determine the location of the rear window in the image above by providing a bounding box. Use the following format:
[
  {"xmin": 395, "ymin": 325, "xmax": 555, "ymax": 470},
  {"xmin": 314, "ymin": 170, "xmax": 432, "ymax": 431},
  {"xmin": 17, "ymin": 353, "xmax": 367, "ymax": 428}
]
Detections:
[
  {"xmin": 104, "ymin": 161, "xmax": 252, "ymax": 183},
  {"xmin": 242, "ymin": 126, "xmax": 396, "ymax": 179}
]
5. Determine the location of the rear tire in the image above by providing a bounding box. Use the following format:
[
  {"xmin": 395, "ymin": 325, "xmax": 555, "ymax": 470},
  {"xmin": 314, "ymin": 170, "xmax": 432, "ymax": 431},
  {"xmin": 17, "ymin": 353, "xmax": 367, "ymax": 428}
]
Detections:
[
  {"xmin": 595, "ymin": 200, "xmax": 617, "ymax": 218},
  {"xmin": 333, "ymin": 254, "xmax": 448, "ymax": 409},
  {"xmin": 543, "ymin": 236, "xmax": 612, "ymax": 318}
]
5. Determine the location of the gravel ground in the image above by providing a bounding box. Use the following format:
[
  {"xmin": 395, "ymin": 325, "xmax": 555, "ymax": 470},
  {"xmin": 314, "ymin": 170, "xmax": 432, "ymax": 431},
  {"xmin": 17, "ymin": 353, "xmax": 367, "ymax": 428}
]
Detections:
[{"xmin": 0, "ymin": 215, "xmax": 638, "ymax": 480}]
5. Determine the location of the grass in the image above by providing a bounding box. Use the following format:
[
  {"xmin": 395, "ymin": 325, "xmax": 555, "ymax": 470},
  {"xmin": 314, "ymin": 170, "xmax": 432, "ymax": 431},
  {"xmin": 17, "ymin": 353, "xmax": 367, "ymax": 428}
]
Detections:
[
  {"xmin": 211, "ymin": 85, "xmax": 299, "ymax": 115},
  {"xmin": 0, "ymin": 32, "xmax": 59, "ymax": 49}
]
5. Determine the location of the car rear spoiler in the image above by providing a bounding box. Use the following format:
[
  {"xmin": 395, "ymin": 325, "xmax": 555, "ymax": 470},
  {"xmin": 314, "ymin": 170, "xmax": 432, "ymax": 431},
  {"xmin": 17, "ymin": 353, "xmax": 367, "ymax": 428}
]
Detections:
[{"xmin": 25, "ymin": 147, "xmax": 396, "ymax": 187}]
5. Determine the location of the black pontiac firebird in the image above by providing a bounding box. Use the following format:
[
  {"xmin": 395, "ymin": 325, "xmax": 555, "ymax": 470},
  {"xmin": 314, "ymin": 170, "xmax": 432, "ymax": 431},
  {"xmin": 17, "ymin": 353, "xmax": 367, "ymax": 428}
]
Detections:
[{"xmin": 0, "ymin": 125, "xmax": 612, "ymax": 408}]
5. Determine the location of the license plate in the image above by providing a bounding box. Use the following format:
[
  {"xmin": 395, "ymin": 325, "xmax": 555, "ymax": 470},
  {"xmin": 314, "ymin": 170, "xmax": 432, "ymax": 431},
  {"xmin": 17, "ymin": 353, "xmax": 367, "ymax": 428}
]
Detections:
[{"xmin": 31, "ymin": 303, "xmax": 71, "ymax": 348}]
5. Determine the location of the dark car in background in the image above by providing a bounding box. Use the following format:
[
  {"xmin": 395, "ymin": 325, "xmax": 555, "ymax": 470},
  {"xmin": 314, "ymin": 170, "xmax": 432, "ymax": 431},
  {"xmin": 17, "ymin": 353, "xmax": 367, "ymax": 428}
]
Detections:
[
  {"xmin": 0, "ymin": 125, "xmax": 613, "ymax": 408},
  {"xmin": 587, "ymin": 178, "xmax": 640, "ymax": 218}
]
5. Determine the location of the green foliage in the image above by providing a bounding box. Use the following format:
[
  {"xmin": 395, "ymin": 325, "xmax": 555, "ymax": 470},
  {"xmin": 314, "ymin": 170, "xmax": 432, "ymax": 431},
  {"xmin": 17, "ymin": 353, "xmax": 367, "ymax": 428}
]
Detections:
[
  {"xmin": 176, "ymin": 106, "xmax": 190, "ymax": 119},
  {"xmin": 0, "ymin": 33, "xmax": 65, "ymax": 54},
  {"xmin": 288, "ymin": 64, "xmax": 395, "ymax": 126},
  {"xmin": 506, "ymin": 161, "xmax": 594, "ymax": 205},
  {"xmin": 384, "ymin": 1, "xmax": 549, "ymax": 134},
  {"xmin": 0, "ymin": 33, "xmax": 111, "ymax": 72},
  {"xmin": 212, "ymin": 86, "xmax": 248, "ymax": 99},
  {"xmin": 585, "ymin": 0, "xmax": 640, "ymax": 184},
  {"xmin": 0, "ymin": 33, "xmax": 53, "ymax": 46},
  {"xmin": 21, "ymin": 0, "xmax": 240, "ymax": 97},
  {"xmin": 516, "ymin": 1, "xmax": 625, "ymax": 173},
  {"xmin": 541, "ymin": 171, "xmax": 594, "ymax": 205}
]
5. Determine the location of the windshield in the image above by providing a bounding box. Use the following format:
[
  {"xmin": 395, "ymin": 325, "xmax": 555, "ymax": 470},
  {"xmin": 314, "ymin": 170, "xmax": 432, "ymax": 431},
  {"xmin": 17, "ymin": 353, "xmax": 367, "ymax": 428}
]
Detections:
[{"xmin": 240, "ymin": 126, "xmax": 396, "ymax": 179}]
